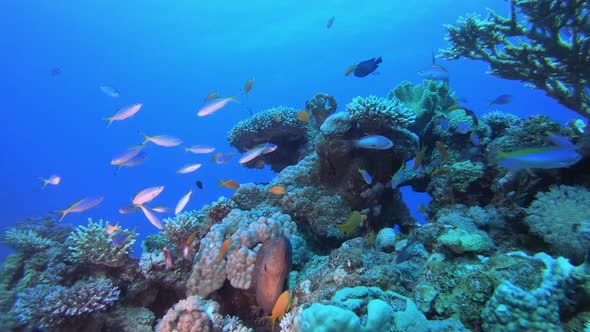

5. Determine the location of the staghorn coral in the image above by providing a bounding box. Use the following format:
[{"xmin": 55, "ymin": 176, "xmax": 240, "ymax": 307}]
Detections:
[
  {"xmin": 525, "ymin": 185, "xmax": 590, "ymax": 263},
  {"xmin": 14, "ymin": 277, "xmax": 120, "ymax": 329},
  {"xmin": 441, "ymin": 0, "xmax": 590, "ymax": 118},
  {"xmin": 347, "ymin": 95, "xmax": 416, "ymax": 132},
  {"xmin": 2, "ymin": 228, "xmax": 53, "ymax": 254},
  {"xmin": 228, "ymin": 106, "xmax": 312, "ymax": 172},
  {"xmin": 67, "ymin": 218, "xmax": 137, "ymax": 267}
]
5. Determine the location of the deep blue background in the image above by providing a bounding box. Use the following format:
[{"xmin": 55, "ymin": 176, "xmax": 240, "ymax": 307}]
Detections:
[{"xmin": 0, "ymin": 0, "xmax": 581, "ymax": 259}]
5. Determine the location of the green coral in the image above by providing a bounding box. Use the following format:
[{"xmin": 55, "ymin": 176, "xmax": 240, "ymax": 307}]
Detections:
[
  {"xmin": 388, "ymin": 80, "xmax": 455, "ymax": 131},
  {"xmin": 441, "ymin": 0, "xmax": 590, "ymax": 118},
  {"xmin": 525, "ymin": 185, "xmax": 590, "ymax": 263},
  {"xmin": 67, "ymin": 219, "xmax": 137, "ymax": 267},
  {"xmin": 2, "ymin": 229, "xmax": 53, "ymax": 254},
  {"xmin": 347, "ymin": 95, "xmax": 416, "ymax": 132},
  {"xmin": 448, "ymin": 161, "xmax": 485, "ymax": 193}
]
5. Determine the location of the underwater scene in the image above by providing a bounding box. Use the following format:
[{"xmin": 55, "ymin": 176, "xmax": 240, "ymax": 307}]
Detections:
[{"xmin": 2, "ymin": 0, "xmax": 590, "ymax": 331}]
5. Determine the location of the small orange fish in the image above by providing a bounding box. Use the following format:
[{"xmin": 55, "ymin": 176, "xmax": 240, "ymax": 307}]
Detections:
[
  {"xmin": 105, "ymin": 222, "xmax": 120, "ymax": 235},
  {"xmin": 185, "ymin": 232, "xmax": 196, "ymax": 247},
  {"xmin": 344, "ymin": 64, "xmax": 357, "ymax": 76},
  {"xmin": 244, "ymin": 78, "xmax": 254, "ymax": 96},
  {"xmin": 218, "ymin": 179, "xmax": 239, "ymax": 190},
  {"xmin": 255, "ymin": 159, "xmax": 265, "ymax": 169},
  {"xmin": 418, "ymin": 203, "xmax": 426, "ymax": 213},
  {"xmin": 430, "ymin": 167, "xmax": 450, "ymax": 177},
  {"xmin": 215, "ymin": 239, "xmax": 231, "ymax": 262},
  {"xmin": 436, "ymin": 141, "xmax": 448, "ymax": 162},
  {"xmin": 412, "ymin": 145, "xmax": 428, "ymax": 170},
  {"xmin": 268, "ymin": 185, "xmax": 286, "ymax": 195},
  {"xmin": 265, "ymin": 290, "xmax": 291, "ymax": 331},
  {"xmin": 204, "ymin": 91, "xmax": 219, "ymax": 103},
  {"xmin": 295, "ymin": 110, "xmax": 310, "ymax": 123}
]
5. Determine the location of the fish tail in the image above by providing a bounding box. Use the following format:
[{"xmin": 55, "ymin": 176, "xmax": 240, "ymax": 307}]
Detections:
[
  {"xmin": 375, "ymin": 56, "xmax": 383, "ymax": 64},
  {"xmin": 39, "ymin": 178, "xmax": 48, "ymax": 189},
  {"xmin": 54, "ymin": 209, "xmax": 68, "ymax": 222},
  {"xmin": 488, "ymin": 100, "xmax": 495, "ymax": 105},
  {"xmin": 104, "ymin": 117, "xmax": 113, "ymax": 128}
]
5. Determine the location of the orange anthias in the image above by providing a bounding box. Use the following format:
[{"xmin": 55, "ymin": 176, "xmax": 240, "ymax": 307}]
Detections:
[{"xmin": 266, "ymin": 290, "xmax": 291, "ymax": 331}]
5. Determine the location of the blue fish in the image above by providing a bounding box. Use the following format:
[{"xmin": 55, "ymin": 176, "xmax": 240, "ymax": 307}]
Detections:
[
  {"xmin": 455, "ymin": 122, "xmax": 470, "ymax": 134},
  {"xmin": 488, "ymin": 94, "xmax": 513, "ymax": 105},
  {"xmin": 496, "ymin": 147, "xmax": 582, "ymax": 171},
  {"xmin": 358, "ymin": 168, "xmax": 373, "ymax": 184},
  {"xmin": 417, "ymin": 64, "xmax": 449, "ymax": 81},
  {"xmin": 439, "ymin": 118, "xmax": 449, "ymax": 131},
  {"xmin": 354, "ymin": 57, "xmax": 382, "ymax": 78},
  {"xmin": 111, "ymin": 232, "xmax": 129, "ymax": 246},
  {"xmin": 470, "ymin": 133, "xmax": 481, "ymax": 146},
  {"xmin": 353, "ymin": 135, "xmax": 393, "ymax": 150},
  {"xmin": 547, "ymin": 133, "xmax": 575, "ymax": 149}
]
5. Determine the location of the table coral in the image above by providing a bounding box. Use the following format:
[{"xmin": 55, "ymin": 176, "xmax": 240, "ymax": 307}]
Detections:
[
  {"xmin": 67, "ymin": 218, "xmax": 137, "ymax": 267},
  {"xmin": 441, "ymin": 0, "xmax": 590, "ymax": 118}
]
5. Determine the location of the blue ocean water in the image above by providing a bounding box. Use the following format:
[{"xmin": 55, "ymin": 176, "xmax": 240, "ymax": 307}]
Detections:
[{"xmin": 0, "ymin": 0, "xmax": 581, "ymax": 262}]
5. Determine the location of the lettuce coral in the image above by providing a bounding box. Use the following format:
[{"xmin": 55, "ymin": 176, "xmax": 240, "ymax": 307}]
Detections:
[
  {"xmin": 67, "ymin": 218, "xmax": 137, "ymax": 267},
  {"xmin": 525, "ymin": 185, "xmax": 590, "ymax": 263}
]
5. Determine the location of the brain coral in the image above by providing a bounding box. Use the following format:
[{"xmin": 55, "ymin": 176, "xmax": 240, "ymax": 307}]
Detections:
[
  {"xmin": 525, "ymin": 185, "xmax": 590, "ymax": 263},
  {"xmin": 227, "ymin": 106, "xmax": 312, "ymax": 172}
]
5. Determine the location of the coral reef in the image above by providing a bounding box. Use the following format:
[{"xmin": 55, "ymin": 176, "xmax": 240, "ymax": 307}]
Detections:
[
  {"xmin": 228, "ymin": 106, "xmax": 313, "ymax": 171},
  {"xmin": 305, "ymin": 93, "xmax": 337, "ymax": 129},
  {"xmin": 14, "ymin": 277, "xmax": 120, "ymax": 329},
  {"xmin": 441, "ymin": 0, "xmax": 590, "ymax": 117},
  {"xmin": 525, "ymin": 185, "xmax": 590, "ymax": 263},
  {"xmin": 67, "ymin": 218, "xmax": 137, "ymax": 267}
]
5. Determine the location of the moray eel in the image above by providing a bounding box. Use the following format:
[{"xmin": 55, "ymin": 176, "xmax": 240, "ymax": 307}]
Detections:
[{"xmin": 253, "ymin": 235, "xmax": 293, "ymax": 314}]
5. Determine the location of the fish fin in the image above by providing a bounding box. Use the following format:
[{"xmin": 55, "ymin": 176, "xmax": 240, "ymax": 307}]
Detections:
[
  {"xmin": 104, "ymin": 117, "xmax": 113, "ymax": 128},
  {"xmin": 375, "ymin": 56, "xmax": 382, "ymax": 64},
  {"xmin": 54, "ymin": 209, "xmax": 68, "ymax": 222}
]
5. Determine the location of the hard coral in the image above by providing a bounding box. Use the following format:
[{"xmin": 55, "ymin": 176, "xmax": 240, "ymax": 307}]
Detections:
[
  {"xmin": 14, "ymin": 277, "xmax": 120, "ymax": 329},
  {"xmin": 67, "ymin": 218, "xmax": 137, "ymax": 267},
  {"xmin": 305, "ymin": 93, "xmax": 337, "ymax": 129},
  {"xmin": 2, "ymin": 229, "xmax": 53, "ymax": 254},
  {"xmin": 347, "ymin": 95, "xmax": 416, "ymax": 132},
  {"xmin": 525, "ymin": 185, "xmax": 590, "ymax": 263},
  {"xmin": 228, "ymin": 106, "xmax": 312, "ymax": 172},
  {"xmin": 442, "ymin": 0, "xmax": 590, "ymax": 118}
]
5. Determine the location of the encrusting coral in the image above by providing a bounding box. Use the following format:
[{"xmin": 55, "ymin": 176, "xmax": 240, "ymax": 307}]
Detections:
[{"xmin": 441, "ymin": 0, "xmax": 590, "ymax": 118}]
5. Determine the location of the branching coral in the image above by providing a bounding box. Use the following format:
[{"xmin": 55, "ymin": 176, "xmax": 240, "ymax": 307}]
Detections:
[
  {"xmin": 525, "ymin": 185, "xmax": 590, "ymax": 263},
  {"xmin": 14, "ymin": 277, "xmax": 120, "ymax": 329},
  {"xmin": 67, "ymin": 219, "xmax": 137, "ymax": 267},
  {"xmin": 2, "ymin": 229, "xmax": 53, "ymax": 254},
  {"xmin": 441, "ymin": 0, "xmax": 590, "ymax": 117}
]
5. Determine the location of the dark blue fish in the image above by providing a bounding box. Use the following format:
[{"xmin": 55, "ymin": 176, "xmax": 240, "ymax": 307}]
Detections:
[
  {"xmin": 488, "ymin": 94, "xmax": 513, "ymax": 105},
  {"xmin": 470, "ymin": 133, "xmax": 481, "ymax": 146},
  {"xmin": 50, "ymin": 67, "xmax": 61, "ymax": 77},
  {"xmin": 353, "ymin": 57, "xmax": 382, "ymax": 78},
  {"xmin": 455, "ymin": 122, "xmax": 470, "ymax": 134},
  {"xmin": 196, "ymin": 180, "xmax": 203, "ymax": 189},
  {"xmin": 462, "ymin": 107, "xmax": 479, "ymax": 125},
  {"xmin": 112, "ymin": 232, "xmax": 129, "ymax": 246}
]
